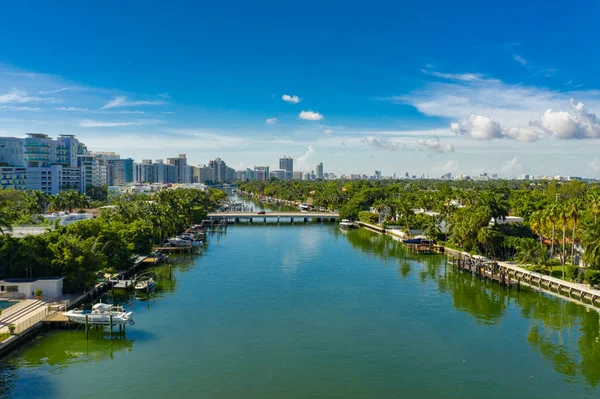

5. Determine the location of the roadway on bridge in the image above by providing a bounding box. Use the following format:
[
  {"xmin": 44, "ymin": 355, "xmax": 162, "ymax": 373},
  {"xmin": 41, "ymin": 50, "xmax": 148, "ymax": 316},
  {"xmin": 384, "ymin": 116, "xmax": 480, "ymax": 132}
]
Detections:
[{"xmin": 206, "ymin": 211, "xmax": 339, "ymax": 218}]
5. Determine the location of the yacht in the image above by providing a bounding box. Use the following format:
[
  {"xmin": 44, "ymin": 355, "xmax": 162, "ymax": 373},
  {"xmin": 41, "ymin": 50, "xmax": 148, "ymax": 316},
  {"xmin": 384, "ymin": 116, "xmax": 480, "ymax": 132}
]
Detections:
[
  {"xmin": 63, "ymin": 303, "xmax": 135, "ymax": 326},
  {"xmin": 135, "ymin": 278, "xmax": 157, "ymax": 292},
  {"xmin": 339, "ymin": 219, "xmax": 357, "ymax": 229}
]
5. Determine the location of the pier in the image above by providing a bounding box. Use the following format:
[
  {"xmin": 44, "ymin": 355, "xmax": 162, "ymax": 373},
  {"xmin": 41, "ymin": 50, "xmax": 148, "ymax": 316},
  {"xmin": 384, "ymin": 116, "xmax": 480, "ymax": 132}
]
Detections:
[{"xmin": 206, "ymin": 211, "xmax": 339, "ymax": 224}]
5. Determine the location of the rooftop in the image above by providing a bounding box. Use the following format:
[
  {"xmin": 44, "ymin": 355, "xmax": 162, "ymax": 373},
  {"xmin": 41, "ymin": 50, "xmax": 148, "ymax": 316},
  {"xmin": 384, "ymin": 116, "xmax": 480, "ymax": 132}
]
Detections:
[{"xmin": 0, "ymin": 277, "xmax": 64, "ymax": 283}]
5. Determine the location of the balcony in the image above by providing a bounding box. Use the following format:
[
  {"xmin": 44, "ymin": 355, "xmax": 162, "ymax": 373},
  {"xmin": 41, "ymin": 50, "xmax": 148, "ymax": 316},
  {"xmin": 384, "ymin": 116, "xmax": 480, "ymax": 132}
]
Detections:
[
  {"xmin": 24, "ymin": 150, "xmax": 50, "ymax": 155},
  {"xmin": 24, "ymin": 142, "xmax": 50, "ymax": 148}
]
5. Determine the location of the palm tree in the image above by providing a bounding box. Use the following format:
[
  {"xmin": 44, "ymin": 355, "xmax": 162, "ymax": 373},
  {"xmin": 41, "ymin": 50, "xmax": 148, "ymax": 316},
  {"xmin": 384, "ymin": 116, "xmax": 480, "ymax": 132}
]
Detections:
[
  {"xmin": 581, "ymin": 223, "xmax": 600, "ymax": 269},
  {"xmin": 568, "ymin": 199, "xmax": 581, "ymax": 263},
  {"xmin": 588, "ymin": 191, "xmax": 600, "ymax": 223},
  {"xmin": 558, "ymin": 204, "xmax": 569, "ymax": 278},
  {"xmin": 545, "ymin": 203, "xmax": 559, "ymax": 258},
  {"xmin": 0, "ymin": 205, "xmax": 14, "ymax": 235},
  {"xmin": 530, "ymin": 210, "xmax": 545, "ymax": 249}
]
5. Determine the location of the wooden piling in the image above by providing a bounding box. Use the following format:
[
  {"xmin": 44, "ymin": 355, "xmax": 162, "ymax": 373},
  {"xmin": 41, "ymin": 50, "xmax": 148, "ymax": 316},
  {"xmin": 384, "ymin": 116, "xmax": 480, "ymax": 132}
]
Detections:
[
  {"xmin": 85, "ymin": 314, "xmax": 89, "ymax": 340},
  {"xmin": 110, "ymin": 315, "xmax": 113, "ymax": 340}
]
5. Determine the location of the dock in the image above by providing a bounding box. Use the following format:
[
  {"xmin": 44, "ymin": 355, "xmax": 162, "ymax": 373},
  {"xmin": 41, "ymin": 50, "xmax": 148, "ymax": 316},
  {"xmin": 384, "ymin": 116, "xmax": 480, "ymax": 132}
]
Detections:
[{"xmin": 450, "ymin": 255, "xmax": 519, "ymax": 289}]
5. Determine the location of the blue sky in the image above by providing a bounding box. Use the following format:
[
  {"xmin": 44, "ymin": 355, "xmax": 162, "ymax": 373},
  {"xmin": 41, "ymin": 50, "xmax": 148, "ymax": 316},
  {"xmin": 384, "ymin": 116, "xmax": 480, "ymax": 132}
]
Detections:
[{"xmin": 2, "ymin": 0, "xmax": 600, "ymax": 177}]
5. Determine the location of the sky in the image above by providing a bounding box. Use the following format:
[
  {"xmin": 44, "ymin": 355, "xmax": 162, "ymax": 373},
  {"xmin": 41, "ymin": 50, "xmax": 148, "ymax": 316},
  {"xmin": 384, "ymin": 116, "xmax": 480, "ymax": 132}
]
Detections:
[{"xmin": 1, "ymin": 0, "xmax": 600, "ymax": 178}]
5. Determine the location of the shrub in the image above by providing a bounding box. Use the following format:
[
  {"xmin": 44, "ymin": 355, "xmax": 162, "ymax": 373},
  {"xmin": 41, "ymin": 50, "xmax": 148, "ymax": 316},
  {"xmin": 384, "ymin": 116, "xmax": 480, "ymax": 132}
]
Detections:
[
  {"xmin": 34, "ymin": 289, "xmax": 43, "ymax": 297},
  {"xmin": 358, "ymin": 211, "xmax": 379, "ymax": 225},
  {"xmin": 585, "ymin": 270, "xmax": 600, "ymax": 286},
  {"xmin": 566, "ymin": 265, "xmax": 579, "ymax": 281}
]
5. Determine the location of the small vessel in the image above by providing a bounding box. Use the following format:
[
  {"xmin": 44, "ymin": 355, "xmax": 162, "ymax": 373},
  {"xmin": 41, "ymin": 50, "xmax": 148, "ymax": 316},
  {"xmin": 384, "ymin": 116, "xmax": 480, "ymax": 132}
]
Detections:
[
  {"xmin": 299, "ymin": 203, "xmax": 310, "ymax": 211},
  {"xmin": 135, "ymin": 278, "xmax": 157, "ymax": 292},
  {"xmin": 63, "ymin": 303, "xmax": 135, "ymax": 326},
  {"xmin": 402, "ymin": 236, "xmax": 432, "ymax": 244},
  {"xmin": 339, "ymin": 219, "xmax": 357, "ymax": 229},
  {"xmin": 167, "ymin": 234, "xmax": 203, "ymax": 247}
]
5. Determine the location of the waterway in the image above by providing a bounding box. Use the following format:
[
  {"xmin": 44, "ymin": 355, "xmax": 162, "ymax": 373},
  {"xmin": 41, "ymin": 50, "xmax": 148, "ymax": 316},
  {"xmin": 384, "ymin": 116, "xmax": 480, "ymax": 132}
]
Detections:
[{"xmin": 1, "ymin": 198, "xmax": 600, "ymax": 398}]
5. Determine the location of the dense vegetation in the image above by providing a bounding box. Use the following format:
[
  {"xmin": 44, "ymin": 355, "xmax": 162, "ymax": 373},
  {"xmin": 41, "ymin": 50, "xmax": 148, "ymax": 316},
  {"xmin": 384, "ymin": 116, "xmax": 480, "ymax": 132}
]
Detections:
[
  {"xmin": 0, "ymin": 188, "xmax": 225, "ymax": 293},
  {"xmin": 238, "ymin": 179, "xmax": 600, "ymax": 279}
]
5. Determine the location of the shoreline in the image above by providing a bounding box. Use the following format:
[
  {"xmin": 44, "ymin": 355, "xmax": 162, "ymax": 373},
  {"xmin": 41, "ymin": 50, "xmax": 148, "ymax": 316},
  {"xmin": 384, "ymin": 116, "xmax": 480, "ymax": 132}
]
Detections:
[{"xmin": 356, "ymin": 221, "xmax": 600, "ymax": 310}]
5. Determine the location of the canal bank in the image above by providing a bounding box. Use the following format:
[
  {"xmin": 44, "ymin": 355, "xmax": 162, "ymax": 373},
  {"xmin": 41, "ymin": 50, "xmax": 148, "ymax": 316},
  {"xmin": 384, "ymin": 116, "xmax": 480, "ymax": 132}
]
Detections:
[
  {"xmin": 357, "ymin": 221, "xmax": 600, "ymax": 310},
  {"xmin": 1, "ymin": 202, "xmax": 600, "ymax": 397}
]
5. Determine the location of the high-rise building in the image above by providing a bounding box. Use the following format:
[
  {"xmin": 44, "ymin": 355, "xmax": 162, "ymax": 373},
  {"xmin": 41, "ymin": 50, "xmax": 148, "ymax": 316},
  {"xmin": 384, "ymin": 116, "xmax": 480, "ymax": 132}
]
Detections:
[
  {"xmin": 0, "ymin": 134, "xmax": 86, "ymax": 194},
  {"xmin": 167, "ymin": 154, "xmax": 190, "ymax": 183},
  {"xmin": 292, "ymin": 171, "xmax": 303, "ymax": 180},
  {"xmin": 270, "ymin": 169, "xmax": 287, "ymax": 180},
  {"xmin": 375, "ymin": 170, "xmax": 381, "ymax": 179},
  {"xmin": 315, "ymin": 162, "xmax": 324, "ymax": 179},
  {"xmin": 254, "ymin": 166, "xmax": 270, "ymax": 181},
  {"xmin": 106, "ymin": 158, "xmax": 134, "ymax": 186},
  {"xmin": 279, "ymin": 156, "xmax": 293, "ymax": 180}
]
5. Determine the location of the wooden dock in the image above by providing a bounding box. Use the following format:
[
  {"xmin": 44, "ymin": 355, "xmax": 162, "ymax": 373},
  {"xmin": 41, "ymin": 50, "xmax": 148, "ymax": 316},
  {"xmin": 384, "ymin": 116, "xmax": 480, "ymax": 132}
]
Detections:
[
  {"xmin": 450, "ymin": 255, "xmax": 520, "ymax": 289},
  {"xmin": 44, "ymin": 312, "xmax": 69, "ymax": 323},
  {"xmin": 154, "ymin": 246, "xmax": 194, "ymax": 253}
]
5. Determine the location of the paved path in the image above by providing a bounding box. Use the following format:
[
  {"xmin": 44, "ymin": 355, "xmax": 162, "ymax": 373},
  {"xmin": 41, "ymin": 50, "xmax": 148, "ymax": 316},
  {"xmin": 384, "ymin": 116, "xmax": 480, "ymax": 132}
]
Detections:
[{"xmin": 0, "ymin": 300, "xmax": 47, "ymax": 333}]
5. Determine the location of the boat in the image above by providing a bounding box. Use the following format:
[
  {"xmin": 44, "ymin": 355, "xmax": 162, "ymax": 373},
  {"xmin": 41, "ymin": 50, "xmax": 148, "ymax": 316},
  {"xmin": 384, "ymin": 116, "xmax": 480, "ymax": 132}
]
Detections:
[
  {"xmin": 167, "ymin": 234, "xmax": 203, "ymax": 247},
  {"xmin": 402, "ymin": 236, "xmax": 432, "ymax": 244},
  {"xmin": 135, "ymin": 278, "xmax": 156, "ymax": 292},
  {"xmin": 63, "ymin": 303, "xmax": 135, "ymax": 326},
  {"xmin": 299, "ymin": 203, "xmax": 310, "ymax": 211},
  {"xmin": 339, "ymin": 219, "xmax": 357, "ymax": 229}
]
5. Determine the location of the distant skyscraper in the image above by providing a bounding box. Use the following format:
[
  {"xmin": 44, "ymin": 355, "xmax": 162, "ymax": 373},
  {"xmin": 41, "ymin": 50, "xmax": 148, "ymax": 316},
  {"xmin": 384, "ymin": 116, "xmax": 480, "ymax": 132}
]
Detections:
[
  {"xmin": 375, "ymin": 170, "xmax": 381, "ymax": 179},
  {"xmin": 315, "ymin": 162, "xmax": 323, "ymax": 179},
  {"xmin": 254, "ymin": 166, "xmax": 270, "ymax": 181},
  {"xmin": 279, "ymin": 156, "xmax": 293, "ymax": 180}
]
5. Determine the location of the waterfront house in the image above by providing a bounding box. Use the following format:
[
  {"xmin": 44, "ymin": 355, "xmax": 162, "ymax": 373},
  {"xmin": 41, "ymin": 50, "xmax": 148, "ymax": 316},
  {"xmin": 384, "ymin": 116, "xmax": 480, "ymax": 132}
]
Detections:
[{"xmin": 0, "ymin": 277, "xmax": 64, "ymax": 299}]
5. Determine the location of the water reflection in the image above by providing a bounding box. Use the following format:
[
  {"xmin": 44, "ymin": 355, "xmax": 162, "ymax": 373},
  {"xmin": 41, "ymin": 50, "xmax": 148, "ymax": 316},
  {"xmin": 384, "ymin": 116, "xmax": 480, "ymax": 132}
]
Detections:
[{"xmin": 343, "ymin": 227, "xmax": 600, "ymax": 388}]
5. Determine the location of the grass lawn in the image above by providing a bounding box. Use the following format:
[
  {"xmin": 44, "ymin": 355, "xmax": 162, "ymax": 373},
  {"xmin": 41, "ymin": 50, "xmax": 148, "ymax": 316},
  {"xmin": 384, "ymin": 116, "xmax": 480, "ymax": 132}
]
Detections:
[{"xmin": 0, "ymin": 332, "xmax": 10, "ymax": 342}]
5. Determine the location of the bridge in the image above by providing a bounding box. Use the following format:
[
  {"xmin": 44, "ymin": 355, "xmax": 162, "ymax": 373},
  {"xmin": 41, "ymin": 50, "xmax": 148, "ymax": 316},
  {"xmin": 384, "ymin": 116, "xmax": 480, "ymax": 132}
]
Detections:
[{"xmin": 206, "ymin": 211, "xmax": 339, "ymax": 224}]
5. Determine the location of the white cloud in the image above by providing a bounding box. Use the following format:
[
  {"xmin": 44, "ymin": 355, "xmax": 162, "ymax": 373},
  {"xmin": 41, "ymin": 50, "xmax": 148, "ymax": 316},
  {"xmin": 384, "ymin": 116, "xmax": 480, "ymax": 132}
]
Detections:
[
  {"xmin": 513, "ymin": 55, "xmax": 527, "ymax": 66},
  {"xmin": 361, "ymin": 136, "xmax": 402, "ymax": 151},
  {"xmin": 420, "ymin": 69, "xmax": 497, "ymax": 83},
  {"xmin": 119, "ymin": 110, "xmax": 145, "ymax": 114},
  {"xmin": 56, "ymin": 106, "xmax": 88, "ymax": 112},
  {"xmin": 323, "ymin": 128, "xmax": 333, "ymax": 135},
  {"xmin": 266, "ymin": 117, "xmax": 278, "ymax": 125},
  {"xmin": 0, "ymin": 89, "xmax": 60, "ymax": 104},
  {"xmin": 0, "ymin": 105, "xmax": 42, "ymax": 112},
  {"xmin": 299, "ymin": 110, "xmax": 323, "ymax": 121},
  {"xmin": 296, "ymin": 145, "xmax": 315, "ymax": 167},
  {"xmin": 282, "ymin": 94, "xmax": 301, "ymax": 104},
  {"xmin": 416, "ymin": 138, "xmax": 454, "ymax": 153},
  {"xmin": 502, "ymin": 126, "xmax": 544, "ymax": 142},
  {"xmin": 101, "ymin": 96, "xmax": 165, "ymax": 109},
  {"xmin": 435, "ymin": 160, "xmax": 461, "ymax": 175},
  {"xmin": 450, "ymin": 114, "xmax": 503, "ymax": 140},
  {"xmin": 500, "ymin": 157, "xmax": 524, "ymax": 176},
  {"xmin": 79, "ymin": 119, "xmax": 163, "ymax": 128},
  {"xmin": 158, "ymin": 93, "xmax": 171, "ymax": 99},
  {"xmin": 39, "ymin": 87, "xmax": 77, "ymax": 94}
]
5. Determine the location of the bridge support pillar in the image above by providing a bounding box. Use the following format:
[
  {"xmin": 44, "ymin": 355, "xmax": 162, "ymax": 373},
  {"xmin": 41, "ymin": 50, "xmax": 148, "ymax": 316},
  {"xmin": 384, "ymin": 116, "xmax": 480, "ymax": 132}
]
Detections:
[
  {"xmin": 263, "ymin": 217, "xmax": 266, "ymax": 224},
  {"xmin": 277, "ymin": 217, "xmax": 280, "ymax": 224},
  {"xmin": 235, "ymin": 218, "xmax": 240, "ymax": 224},
  {"xmin": 304, "ymin": 218, "xmax": 308, "ymax": 223}
]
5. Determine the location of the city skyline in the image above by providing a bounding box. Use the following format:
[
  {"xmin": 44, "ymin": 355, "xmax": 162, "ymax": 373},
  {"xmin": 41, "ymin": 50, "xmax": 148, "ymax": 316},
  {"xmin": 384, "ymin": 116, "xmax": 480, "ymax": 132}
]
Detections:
[{"xmin": 2, "ymin": 1, "xmax": 600, "ymax": 177}]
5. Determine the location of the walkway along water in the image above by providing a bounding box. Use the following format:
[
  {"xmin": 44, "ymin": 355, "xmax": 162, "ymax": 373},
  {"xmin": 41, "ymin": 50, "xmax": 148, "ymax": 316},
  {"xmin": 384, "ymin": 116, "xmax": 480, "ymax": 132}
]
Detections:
[{"xmin": 357, "ymin": 221, "xmax": 600, "ymax": 309}]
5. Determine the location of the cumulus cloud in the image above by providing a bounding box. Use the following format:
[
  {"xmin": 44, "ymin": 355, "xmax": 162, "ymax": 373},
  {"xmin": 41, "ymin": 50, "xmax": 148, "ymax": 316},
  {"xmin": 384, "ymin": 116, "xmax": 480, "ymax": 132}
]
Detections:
[
  {"xmin": 450, "ymin": 114, "xmax": 503, "ymax": 140},
  {"xmin": 282, "ymin": 94, "xmax": 301, "ymax": 104},
  {"xmin": 449, "ymin": 98, "xmax": 600, "ymax": 142},
  {"xmin": 297, "ymin": 145, "xmax": 315, "ymax": 166},
  {"xmin": 323, "ymin": 128, "xmax": 333, "ymax": 135},
  {"xmin": 416, "ymin": 138, "xmax": 454, "ymax": 153},
  {"xmin": 299, "ymin": 110, "xmax": 323, "ymax": 121},
  {"xmin": 102, "ymin": 96, "xmax": 165, "ymax": 109},
  {"xmin": 266, "ymin": 117, "xmax": 278, "ymax": 125},
  {"xmin": 500, "ymin": 157, "xmax": 524, "ymax": 176},
  {"xmin": 0, "ymin": 105, "xmax": 42, "ymax": 112}
]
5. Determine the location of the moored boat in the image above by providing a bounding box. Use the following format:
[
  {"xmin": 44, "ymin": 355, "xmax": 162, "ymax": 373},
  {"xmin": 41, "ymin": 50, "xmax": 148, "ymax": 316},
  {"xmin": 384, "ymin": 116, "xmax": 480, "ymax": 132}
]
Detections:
[
  {"xmin": 135, "ymin": 278, "xmax": 156, "ymax": 292},
  {"xmin": 339, "ymin": 219, "xmax": 357, "ymax": 229},
  {"xmin": 63, "ymin": 303, "xmax": 135, "ymax": 325}
]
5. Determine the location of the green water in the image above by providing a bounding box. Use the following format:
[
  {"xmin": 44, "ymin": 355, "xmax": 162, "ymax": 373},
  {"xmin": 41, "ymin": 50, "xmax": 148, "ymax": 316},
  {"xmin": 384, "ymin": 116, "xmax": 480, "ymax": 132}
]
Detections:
[{"xmin": 1, "ymin": 224, "xmax": 600, "ymax": 398}]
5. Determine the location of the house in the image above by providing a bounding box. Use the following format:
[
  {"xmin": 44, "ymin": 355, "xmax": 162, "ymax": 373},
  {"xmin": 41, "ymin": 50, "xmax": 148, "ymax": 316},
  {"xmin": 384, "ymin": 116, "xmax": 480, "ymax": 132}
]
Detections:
[{"xmin": 0, "ymin": 277, "xmax": 64, "ymax": 299}]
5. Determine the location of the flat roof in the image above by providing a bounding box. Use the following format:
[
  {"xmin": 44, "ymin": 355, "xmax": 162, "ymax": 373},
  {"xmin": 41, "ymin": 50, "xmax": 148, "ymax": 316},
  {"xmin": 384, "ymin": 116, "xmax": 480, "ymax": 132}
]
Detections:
[{"xmin": 0, "ymin": 277, "xmax": 64, "ymax": 283}]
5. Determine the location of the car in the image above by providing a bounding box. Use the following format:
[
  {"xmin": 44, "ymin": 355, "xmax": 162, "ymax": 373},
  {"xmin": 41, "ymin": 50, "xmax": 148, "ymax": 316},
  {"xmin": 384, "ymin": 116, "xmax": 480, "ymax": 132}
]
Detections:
[{"xmin": 257, "ymin": 211, "xmax": 266, "ymax": 215}]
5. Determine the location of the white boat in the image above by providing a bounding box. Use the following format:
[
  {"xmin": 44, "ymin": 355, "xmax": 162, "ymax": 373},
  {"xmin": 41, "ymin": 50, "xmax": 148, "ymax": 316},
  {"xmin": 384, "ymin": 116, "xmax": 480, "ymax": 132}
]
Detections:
[
  {"xmin": 167, "ymin": 235, "xmax": 203, "ymax": 247},
  {"xmin": 135, "ymin": 278, "xmax": 156, "ymax": 292},
  {"xmin": 339, "ymin": 219, "xmax": 357, "ymax": 229},
  {"xmin": 299, "ymin": 203, "xmax": 310, "ymax": 211},
  {"xmin": 63, "ymin": 303, "xmax": 135, "ymax": 326}
]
